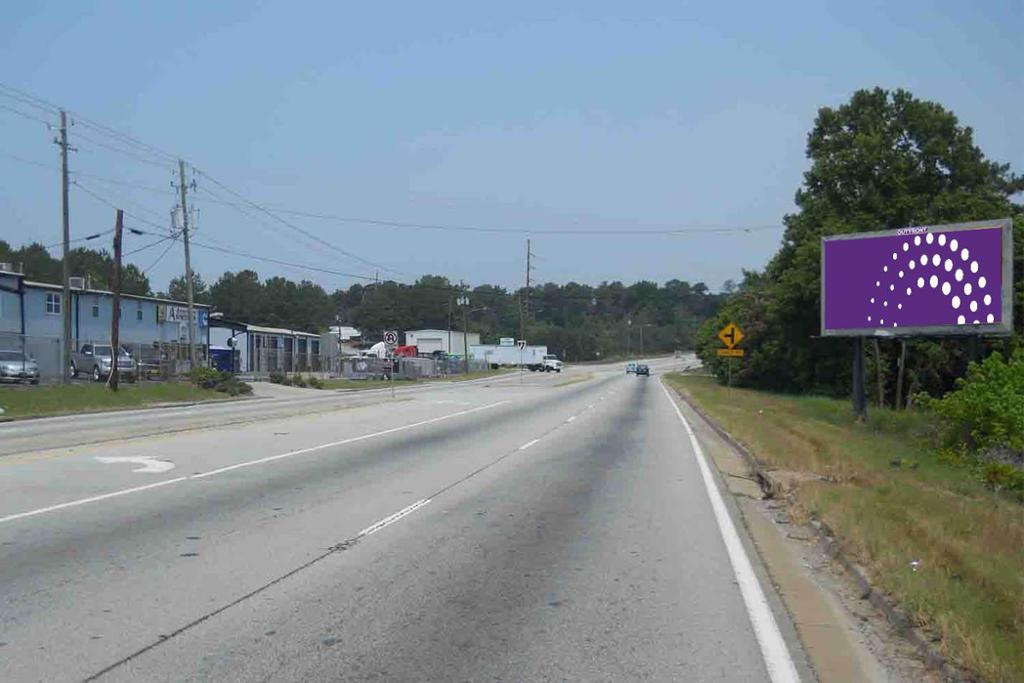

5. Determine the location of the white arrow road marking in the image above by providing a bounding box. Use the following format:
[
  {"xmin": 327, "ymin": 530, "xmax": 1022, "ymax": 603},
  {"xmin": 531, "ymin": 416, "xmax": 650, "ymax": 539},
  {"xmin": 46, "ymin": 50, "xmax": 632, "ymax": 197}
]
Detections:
[{"xmin": 95, "ymin": 456, "xmax": 176, "ymax": 474}]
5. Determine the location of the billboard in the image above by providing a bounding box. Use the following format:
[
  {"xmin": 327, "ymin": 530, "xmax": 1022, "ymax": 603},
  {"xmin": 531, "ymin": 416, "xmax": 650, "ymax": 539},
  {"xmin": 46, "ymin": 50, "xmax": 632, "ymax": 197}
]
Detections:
[{"xmin": 821, "ymin": 218, "xmax": 1013, "ymax": 337}]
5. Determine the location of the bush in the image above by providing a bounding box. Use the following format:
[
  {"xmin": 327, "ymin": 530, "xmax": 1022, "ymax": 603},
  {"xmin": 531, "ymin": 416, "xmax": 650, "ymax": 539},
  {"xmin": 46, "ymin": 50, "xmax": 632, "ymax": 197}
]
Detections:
[
  {"xmin": 268, "ymin": 372, "xmax": 286, "ymax": 384},
  {"xmin": 923, "ymin": 350, "xmax": 1024, "ymax": 455},
  {"xmin": 290, "ymin": 374, "xmax": 307, "ymax": 388},
  {"xmin": 190, "ymin": 366, "xmax": 253, "ymax": 396},
  {"xmin": 306, "ymin": 376, "xmax": 324, "ymax": 389},
  {"xmin": 189, "ymin": 366, "xmax": 222, "ymax": 390}
]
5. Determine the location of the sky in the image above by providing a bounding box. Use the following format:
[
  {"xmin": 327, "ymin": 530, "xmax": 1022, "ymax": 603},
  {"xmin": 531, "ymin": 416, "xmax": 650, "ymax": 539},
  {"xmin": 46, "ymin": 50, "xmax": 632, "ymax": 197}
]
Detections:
[{"xmin": 1, "ymin": 1, "xmax": 1020, "ymax": 294}]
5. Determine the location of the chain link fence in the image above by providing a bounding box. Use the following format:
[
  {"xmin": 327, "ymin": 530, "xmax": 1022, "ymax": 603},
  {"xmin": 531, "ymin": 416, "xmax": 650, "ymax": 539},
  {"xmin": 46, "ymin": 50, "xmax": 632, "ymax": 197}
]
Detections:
[{"xmin": 0, "ymin": 333, "xmax": 205, "ymax": 385}]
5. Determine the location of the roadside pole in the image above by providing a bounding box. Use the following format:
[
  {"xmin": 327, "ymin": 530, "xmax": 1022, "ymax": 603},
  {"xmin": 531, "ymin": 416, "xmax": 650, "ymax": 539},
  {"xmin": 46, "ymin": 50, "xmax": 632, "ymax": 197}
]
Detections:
[
  {"xmin": 852, "ymin": 337, "xmax": 867, "ymax": 420},
  {"xmin": 107, "ymin": 210, "xmax": 123, "ymax": 391},
  {"xmin": 57, "ymin": 110, "xmax": 72, "ymax": 384},
  {"xmin": 176, "ymin": 159, "xmax": 196, "ymax": 371}
]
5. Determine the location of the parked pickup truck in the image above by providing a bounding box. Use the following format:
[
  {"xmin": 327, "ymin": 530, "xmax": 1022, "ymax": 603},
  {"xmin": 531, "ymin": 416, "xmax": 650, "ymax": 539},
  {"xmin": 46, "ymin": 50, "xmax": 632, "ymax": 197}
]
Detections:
[{"xmin": 70, "ymin": 344, "xmax": 136, "ymax": 382}]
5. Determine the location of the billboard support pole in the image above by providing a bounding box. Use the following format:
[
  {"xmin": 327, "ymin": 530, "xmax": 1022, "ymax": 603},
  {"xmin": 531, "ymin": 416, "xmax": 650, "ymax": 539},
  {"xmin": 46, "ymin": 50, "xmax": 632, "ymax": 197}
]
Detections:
[{"xmin": 852, "ymin": 337, "xmax": 867, "ymax": 420}]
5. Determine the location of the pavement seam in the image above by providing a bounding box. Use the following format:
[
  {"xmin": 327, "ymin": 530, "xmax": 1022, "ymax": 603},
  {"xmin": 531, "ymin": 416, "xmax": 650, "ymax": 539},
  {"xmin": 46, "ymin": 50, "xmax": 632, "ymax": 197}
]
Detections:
[{"xmin": 77, "ymin": 382, "xmax": 616, "ymax": 680}]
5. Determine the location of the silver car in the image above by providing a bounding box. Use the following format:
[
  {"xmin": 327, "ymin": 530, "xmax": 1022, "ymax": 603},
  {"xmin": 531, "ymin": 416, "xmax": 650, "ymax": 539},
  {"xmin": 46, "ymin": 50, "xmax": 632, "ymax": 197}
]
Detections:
[
  {"xmin": 0, "ymin": 350, "xmax": 40, "ymax": 385},
  {"xmin": 71, "ymin": 344, "xmax": 136, "ymax": 382}
]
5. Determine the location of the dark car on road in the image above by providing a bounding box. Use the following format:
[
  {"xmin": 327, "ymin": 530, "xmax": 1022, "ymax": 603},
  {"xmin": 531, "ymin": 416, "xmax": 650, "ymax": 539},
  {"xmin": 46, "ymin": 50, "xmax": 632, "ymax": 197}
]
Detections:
[{"xmin": 635, "ymin": 364, "xmax": 650, "ymax": 376}]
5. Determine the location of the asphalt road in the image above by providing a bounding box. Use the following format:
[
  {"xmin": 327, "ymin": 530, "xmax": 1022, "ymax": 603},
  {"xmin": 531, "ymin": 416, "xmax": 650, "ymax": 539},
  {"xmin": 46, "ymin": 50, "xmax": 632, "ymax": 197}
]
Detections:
[{"xmin": 0, "ymin": 357, "xmax": 807, "ymax": 682}]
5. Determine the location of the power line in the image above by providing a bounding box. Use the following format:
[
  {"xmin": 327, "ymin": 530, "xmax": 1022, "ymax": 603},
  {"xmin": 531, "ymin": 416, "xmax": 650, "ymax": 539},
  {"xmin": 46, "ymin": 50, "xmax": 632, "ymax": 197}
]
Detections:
[
  {"xmin": 72, "ymin": 129, "xmax": 175, "ymax": 170},
  {"xmin": 189, "ymin": 239, "xmax": 378, "ymax": 282},
  {"xmin": 143, "ymin": 236, "xmax": 180, "ymax": 274},
  {"xmin": 0, "ymin": 103, "xmax": 53, "ymax": 127},
  {"xmin": 192, "ymin": 167, "xmax": 403, "ymax": 276},
  {"xmin": 71, "ymin": 179, "xmax": 171, "ymax": 234},
  {"xmin": 124, "ymin": 235, "xmax": 175, "ymax": 258},
  {"xmin": 0, "ymin": 84, "xmax": 60, "ymax": 115}
]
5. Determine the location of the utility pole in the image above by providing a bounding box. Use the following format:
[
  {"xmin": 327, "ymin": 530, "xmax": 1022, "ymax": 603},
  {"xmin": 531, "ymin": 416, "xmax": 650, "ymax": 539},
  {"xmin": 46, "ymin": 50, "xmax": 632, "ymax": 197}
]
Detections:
[
  {"xmin": 447, "ymin": 295, "xmax": 453, "ymax": 374},
  {"xmin": 520, "ymin": 239, "xmax": 535, "ymax": 345},
  {"xmin": 57, "ymin": 110, "xmax": 72, "ymax": 384},
  {"xmin": 107, "ymin": 210, "xmax": 123, "ymax": 391},
  {"xmin": 176, "ymin": 159, "xmax": 197, "ymax": 370},
  {"xmin": 463, "ymin": 304, "xmax": 469, "ymax": 375}
]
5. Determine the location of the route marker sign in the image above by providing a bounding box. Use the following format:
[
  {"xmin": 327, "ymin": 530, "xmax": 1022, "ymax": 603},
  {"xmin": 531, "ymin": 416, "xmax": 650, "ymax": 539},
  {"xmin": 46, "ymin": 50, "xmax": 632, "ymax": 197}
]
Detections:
[
  {"xmin": 717, "ymin": 348, "xmax": 745, "ymax": 357},
  {"xmin": 383, "ymin": 330, "xmax": 398, "ymax": 346},
  {"xmin": 718, "ymin": 322, "xmax": 744, "ymax": 349},
  {"xmin": 516, "ymin": 339, "xmax": 526, "ymax": 349}
]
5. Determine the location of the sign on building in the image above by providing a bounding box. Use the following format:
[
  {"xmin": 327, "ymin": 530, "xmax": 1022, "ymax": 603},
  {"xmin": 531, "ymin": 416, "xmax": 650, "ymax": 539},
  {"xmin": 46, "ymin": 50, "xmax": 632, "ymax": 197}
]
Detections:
[
  {"xmin": 821, "ymin": 219, "xmax": 1013, "ymax": 337},
  {"xmin": 158, "ymin": 305, "xmax": 209, "ymax": 327},
  {"xmin": 500, "ymin": 337, "xmax": 515, "ymax": 347}
]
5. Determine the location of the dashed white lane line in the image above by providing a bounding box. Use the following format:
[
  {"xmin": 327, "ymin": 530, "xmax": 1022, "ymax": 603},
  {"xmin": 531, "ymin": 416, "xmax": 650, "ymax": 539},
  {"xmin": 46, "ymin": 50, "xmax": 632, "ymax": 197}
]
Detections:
[
  {"xmin": 0, "ymin": 401, "xmax": 508, "ymax": 526},
  {"xmin": 518, "ymin": 438, "xmax": 540, "ymax": 451},
  {"xmin": 565, "ymin": 416, "xmax": 577, "ymax": 423},
  {"xmin": 659, "ymin": 380, "xmax": 800, "ymax": 682},
  {"xmin": 358, "ymin": 498, "xmax": 431, "ymax": 537}
]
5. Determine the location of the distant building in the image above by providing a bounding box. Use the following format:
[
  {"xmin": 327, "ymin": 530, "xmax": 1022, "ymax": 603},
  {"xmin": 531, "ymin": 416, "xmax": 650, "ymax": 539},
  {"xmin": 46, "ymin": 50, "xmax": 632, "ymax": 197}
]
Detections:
[
  {"xmin": 404, "ymin": 329, "xmax": 481, "ymax": 357},
  {"xmin": 208, "ymin": 316, "xmax": 322, "ymax": 374},
  {"xmin": 321, "ymin": 325, "xmax": 362, "ymax": 358},
  {"xmin": 1, "ymin": 263, "xmax": 210, "ymax": 381}
]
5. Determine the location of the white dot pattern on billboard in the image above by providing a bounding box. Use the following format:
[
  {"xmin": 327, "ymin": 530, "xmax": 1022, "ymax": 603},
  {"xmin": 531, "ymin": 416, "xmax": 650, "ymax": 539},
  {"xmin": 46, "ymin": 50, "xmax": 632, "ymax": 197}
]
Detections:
[{"xmin": 864, "ymin": 232, "xmax": 998, "ymax": 327}]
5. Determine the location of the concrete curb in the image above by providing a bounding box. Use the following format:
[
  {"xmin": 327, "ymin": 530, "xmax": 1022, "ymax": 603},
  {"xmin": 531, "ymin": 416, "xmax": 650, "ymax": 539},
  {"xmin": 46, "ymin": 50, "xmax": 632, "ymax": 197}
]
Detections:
[
  {"xmin": 668, "ymin": 383, "xmax": 974, "ymax": 683},
  {"xmin": 0, "ymin": 394, "xmax": 265, "ymax": 424}
]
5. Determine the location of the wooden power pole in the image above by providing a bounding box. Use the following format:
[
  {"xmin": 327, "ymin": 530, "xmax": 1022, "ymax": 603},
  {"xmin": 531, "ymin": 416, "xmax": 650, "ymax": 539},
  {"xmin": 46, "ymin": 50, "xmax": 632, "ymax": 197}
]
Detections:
[
  {"xmin": 107, "ymin": 210, "xmax": 123, "ymax": 390},
  {"xmin": 177, "ymin": 159, "xmax": 197, "ymax": 369},
  {"xmin": 57, "ymin": 110, "xmax": 72, "ymax": 384}
]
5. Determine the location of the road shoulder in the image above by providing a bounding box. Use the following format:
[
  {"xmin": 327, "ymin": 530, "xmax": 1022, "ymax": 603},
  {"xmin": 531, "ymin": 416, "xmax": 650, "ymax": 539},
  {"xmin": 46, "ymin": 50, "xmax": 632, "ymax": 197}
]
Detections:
[{"xmin": 664, "ymin": 379, "xmax": 938, "ymax": 683}]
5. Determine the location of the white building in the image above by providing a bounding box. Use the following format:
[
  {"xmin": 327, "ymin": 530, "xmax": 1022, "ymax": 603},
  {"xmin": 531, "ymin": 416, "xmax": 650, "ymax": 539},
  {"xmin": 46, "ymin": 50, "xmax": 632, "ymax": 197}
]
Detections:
[{"xmin": 404, "ymin": 329, "xmax": 480, "ymax": 357}]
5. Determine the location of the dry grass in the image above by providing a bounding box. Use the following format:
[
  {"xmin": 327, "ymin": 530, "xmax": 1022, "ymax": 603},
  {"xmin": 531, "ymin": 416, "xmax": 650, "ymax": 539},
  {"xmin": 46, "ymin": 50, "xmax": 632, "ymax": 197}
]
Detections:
[{"xmin": 665, "ymin": 374, "xmax": 1024, "ymax": 683}]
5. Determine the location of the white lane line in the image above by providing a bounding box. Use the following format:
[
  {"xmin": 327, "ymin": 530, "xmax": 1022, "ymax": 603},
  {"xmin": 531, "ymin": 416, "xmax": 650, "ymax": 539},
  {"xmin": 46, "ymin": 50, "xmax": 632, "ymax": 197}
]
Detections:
[
  {"xmin": 518, "ymin": 438, "xmax": 540, "ymax": 451},
  {"xmin": 586, "ymin": 404, "xmax": 594, "ymax": 409},
  {"xmin": 659, "ymin": 381, "xmax": 800, "ymax": 683},
  {"xmin": 0, "ymin": 401, "xmax": 508, "ymax": 526},
  {"xmin": 358, "ymin": 498, "xmax": 431, "ymax": 537},
  {"xmin": 565, "ymin": 415, "xmax": 577, "ymax": 423}
]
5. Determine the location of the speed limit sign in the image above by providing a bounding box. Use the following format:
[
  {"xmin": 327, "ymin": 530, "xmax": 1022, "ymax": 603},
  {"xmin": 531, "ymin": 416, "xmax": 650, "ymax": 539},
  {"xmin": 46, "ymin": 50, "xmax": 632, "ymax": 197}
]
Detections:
[{"xmin": 383, "ymin": 330, "xmax": 398, "ymax": 346}]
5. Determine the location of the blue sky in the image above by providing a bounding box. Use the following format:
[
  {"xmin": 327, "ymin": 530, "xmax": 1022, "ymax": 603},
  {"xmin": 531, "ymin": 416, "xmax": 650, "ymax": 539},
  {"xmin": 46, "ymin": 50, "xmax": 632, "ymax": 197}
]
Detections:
[{"xmin": 1, "ymin": 1, "xmax": 1020, "ymax": 293}]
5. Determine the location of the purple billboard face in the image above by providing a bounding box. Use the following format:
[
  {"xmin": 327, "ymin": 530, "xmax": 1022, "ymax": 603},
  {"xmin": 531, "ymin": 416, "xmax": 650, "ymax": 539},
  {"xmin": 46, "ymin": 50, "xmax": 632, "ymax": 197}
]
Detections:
[{"xmin": 822, "ymin": 220, "xmax": 1013, "ymax": 336}]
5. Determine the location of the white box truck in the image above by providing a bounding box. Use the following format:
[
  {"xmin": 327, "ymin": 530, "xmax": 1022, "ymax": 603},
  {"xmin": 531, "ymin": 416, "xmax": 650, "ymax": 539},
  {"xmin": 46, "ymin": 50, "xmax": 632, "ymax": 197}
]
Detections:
[{"xmin": 471, "ymin": 344, "xmax": 558, "ymax": 371}]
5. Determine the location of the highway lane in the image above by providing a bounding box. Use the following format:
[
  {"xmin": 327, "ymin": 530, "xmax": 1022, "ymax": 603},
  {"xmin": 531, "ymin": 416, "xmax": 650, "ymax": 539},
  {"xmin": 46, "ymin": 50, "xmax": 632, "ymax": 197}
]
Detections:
[
  {"xmin": 0, "ymin": 368, "xmax": 553, "ymax": 457},
  {"xmin": 0, "ymin": 356, "xmax": 805, "ymax": 681}
]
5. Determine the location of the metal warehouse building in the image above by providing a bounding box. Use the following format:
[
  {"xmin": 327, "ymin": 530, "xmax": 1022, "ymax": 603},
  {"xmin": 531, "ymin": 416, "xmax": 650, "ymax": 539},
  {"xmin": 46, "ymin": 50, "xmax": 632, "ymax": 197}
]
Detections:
[
  {"xmin": 209, "ymin": 316, "xmax": 322, "ymax": 375},
  {"xmin": 0, "ymin": 264, "xmax": 210, "ymax": 382}
]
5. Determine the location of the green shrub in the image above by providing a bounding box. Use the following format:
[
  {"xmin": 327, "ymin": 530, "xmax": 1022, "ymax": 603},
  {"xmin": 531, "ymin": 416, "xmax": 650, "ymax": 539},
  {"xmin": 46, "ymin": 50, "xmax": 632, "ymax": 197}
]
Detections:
[
  {"xmin": 189, "ymin": 366, "xmax": 222, "ymax": 390},
  {"xmin": 290, "ymin": 374, "xmax": 307, "ymax": 388},
  {"xmin": 279, "ymin": 375, "xmax": 293, "ymax": 386},
  {"xmin": 268, "ymin": 372, "xmax": 286, "ymax": 384},
  {"xmin": 923, "ymin": 350, "xmax": 1024, "ymax": 455},
  {"xmin": 307, "ymin": 376, "xmax": 324, "ymax": 389}
]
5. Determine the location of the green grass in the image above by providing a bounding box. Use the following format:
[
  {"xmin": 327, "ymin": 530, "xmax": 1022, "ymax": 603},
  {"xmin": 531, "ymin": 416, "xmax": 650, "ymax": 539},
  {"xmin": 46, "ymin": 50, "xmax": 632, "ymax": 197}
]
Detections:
[
  {"xmin": 0, "ymin": 382, "xmax": 228, "ymax": 420},
  {"xmin": 665, "ymin": 374, "xmax": 1024, "ymax": 683},
  {"xmin": 318, "ymin": 368, "xmax": 511, "ymax": 391}
]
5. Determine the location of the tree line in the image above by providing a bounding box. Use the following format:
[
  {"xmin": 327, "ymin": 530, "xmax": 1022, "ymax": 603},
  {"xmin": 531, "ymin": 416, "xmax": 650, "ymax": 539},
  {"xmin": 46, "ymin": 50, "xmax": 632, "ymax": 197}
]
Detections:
[
  {"xmin": 697, "ymin": 88, "xmax": 1023, "ymax": 404},
  {"xmin": 0, "ymin": 241, "xmax": 726, "ymax": 360}
]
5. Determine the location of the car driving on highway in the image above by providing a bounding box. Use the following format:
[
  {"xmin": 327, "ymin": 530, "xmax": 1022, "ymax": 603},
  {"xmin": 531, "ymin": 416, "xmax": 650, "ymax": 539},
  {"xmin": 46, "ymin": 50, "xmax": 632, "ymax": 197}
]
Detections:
[
  {"xmin": 626, "ymin": 361, "xmax": 637, "ymax": 374},
  {"xmin": 635, "ymin": 363, "xmax": 650, "ymax": 376}
]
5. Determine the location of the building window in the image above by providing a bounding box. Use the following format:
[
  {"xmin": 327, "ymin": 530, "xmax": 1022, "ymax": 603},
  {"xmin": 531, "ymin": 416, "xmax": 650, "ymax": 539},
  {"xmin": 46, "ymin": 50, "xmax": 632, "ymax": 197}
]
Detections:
[
  {"xmin": 311, "ymin": 340, "xmax": 320, "ymax": 355},
  {"xmin": 91, "ymin": 305, "xmax": 100, "ymax": 318},
  {"xmin": 136, "ymin": 308, "xmax": 143, "ymax": 321},
  {"xmin": 45, "ymin": 292, "xmax": 61, "ymax": 315}
]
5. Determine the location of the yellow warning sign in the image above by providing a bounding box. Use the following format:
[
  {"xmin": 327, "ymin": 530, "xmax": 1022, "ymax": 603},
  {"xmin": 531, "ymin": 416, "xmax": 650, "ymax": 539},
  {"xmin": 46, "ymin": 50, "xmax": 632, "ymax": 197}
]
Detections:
[
  {"xmin": 717, "ymin": 348, "xmax": 745, "ymax": 357},
  {"xmin": 718, "ymin": 322, "xmax": 744, "ymax": 349}
]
